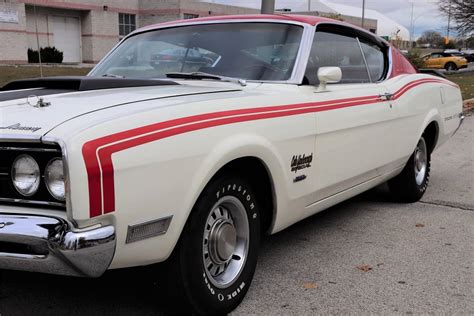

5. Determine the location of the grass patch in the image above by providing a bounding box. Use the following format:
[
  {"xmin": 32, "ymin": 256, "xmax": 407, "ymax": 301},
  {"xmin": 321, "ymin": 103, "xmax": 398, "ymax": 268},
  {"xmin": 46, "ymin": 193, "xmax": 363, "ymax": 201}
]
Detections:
[
  {"xmin": 446, "ymin": 72, "xmax": 474, "ymax": 100},
  {"xmin": 0, "ymin": 66, "xmax": 92, "ymax": 88}
]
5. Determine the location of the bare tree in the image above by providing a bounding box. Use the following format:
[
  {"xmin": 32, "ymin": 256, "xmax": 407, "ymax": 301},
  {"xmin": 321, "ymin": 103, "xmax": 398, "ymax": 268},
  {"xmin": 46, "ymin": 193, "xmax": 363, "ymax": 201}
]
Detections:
[
  {"xmin": 439, "ymin": 0, "xmax": 474, "ymax": 36},
  {"xmin": 417, "ymin": 30, "xmax": 444, "ymax": 47}
]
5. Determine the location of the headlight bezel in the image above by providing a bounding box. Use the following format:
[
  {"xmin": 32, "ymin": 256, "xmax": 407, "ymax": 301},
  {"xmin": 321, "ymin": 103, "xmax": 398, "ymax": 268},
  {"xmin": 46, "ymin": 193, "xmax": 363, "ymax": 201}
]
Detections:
[
  {"xmin": 44, "ymin": 157, "xmax": 66, "ymax": 201},
  {"xmin": 0, "ymin": 142, "xmax": 66, "ymax": 210},
  {"xmin": 11, "ymin": 154, "xmax": 41, "ymax": 197}
]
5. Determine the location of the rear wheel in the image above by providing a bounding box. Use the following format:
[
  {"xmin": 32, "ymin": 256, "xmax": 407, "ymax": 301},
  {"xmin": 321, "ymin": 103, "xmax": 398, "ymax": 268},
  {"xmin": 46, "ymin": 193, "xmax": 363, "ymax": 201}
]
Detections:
[
  {"xmin": 171, "ymin": 174, "xmax": 261, "ymax": 314},
  {"xmin": 389, "ymin": 136, "xmax": 431, "ymax": 202},
  {"xmin": 445, "ymin": 62, "xmax": 457, "ymax": 71}
]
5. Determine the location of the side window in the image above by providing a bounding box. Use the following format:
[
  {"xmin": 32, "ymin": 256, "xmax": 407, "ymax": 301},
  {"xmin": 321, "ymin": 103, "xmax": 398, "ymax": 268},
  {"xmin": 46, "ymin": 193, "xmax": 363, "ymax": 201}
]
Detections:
[
  {"xmin": 359, "ymin": 40, "xmax": 385, "ymax": 82},
  {"xmin": 304, "ymin": 31, "xmax": 370, "ymax": 85}
]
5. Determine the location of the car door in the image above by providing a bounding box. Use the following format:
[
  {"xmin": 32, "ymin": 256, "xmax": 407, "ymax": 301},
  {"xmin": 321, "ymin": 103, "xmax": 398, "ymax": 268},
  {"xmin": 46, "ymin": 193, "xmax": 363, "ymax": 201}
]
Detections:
[
  {"xmin": 301, "ymin": 27, "xmax": 394, "ymax": 205},
  {"xmin": 428, "ymin": 53, "xmax": 443, "ymax": 68}
]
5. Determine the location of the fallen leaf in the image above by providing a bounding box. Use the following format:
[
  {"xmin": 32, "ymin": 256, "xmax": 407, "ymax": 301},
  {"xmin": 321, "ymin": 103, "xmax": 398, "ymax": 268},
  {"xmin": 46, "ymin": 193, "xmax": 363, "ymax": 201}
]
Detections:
[
  {"xmin": 303, "ymin": 282, "xmax": 318, "ymax": 289},
  {"xmin": 415, "ymin": 223, "xmax": 425, "ymax": 227},
  {"xmin": 357, "ymin": 264, "xmax": 373, "ymax": 272}
]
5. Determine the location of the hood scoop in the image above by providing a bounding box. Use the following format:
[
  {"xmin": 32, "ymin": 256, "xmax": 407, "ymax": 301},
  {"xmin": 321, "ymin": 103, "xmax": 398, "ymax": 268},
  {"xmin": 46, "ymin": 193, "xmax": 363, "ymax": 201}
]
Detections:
[
  {"xmin": 0, "ymin": 76, "xmax": 179, "ymax": 101},
  {"xmin": 1, "ymin": 76, "xmax": 179, "ymax": 91}
]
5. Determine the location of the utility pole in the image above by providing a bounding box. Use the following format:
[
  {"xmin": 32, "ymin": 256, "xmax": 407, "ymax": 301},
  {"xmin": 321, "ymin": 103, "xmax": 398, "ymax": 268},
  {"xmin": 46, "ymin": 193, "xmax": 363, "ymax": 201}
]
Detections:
[
  {"xmin": 261, "ymin": 0, "xmax": 275, "ymax": 14},
  {"xmin": 308, "ymin": 0, "xmax": 311, "ymax": 12},
  {"xmin": 361, "ymin": 0, "xmax": 365, "ymax": 28}
]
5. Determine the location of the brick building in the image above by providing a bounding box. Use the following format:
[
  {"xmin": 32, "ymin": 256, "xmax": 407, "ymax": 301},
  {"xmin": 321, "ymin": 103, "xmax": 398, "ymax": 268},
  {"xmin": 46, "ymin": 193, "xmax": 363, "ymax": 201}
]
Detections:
[
  {"xmin": 0, "ymin": 0, "xmax": 257, "ymax": 64},
  {"xmin": 0, "ymin": 0, "xmax": 382, "ymax": 65}
]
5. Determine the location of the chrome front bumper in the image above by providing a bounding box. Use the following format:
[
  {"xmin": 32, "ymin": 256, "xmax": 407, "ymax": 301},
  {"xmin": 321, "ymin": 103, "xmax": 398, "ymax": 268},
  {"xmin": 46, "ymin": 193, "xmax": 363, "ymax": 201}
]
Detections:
[{"xmin": 0, "ymin": 213, "xmax": 115, "ymax": 277}]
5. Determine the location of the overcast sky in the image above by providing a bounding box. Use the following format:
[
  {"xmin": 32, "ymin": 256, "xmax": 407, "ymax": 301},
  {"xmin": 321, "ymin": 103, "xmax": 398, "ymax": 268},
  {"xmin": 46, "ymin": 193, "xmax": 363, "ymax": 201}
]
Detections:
[{"xmin": 204, "ymin": 0, "xmax": 451, "ymax": 39}]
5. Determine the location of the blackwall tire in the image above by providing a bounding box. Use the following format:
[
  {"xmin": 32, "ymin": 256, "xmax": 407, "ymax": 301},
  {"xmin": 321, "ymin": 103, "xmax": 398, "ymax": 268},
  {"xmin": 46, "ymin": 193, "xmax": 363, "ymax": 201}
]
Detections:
[
  {"xmin": 445, "ymin": 62, "xmax": 457, "ymax": 71},
  {"xmin": 175, "ymin": 174, "xmax": 261, "ymax": 315},
  {"xmin": 388, "ymin": 136, "xmax": 431, "ymax": 202}
]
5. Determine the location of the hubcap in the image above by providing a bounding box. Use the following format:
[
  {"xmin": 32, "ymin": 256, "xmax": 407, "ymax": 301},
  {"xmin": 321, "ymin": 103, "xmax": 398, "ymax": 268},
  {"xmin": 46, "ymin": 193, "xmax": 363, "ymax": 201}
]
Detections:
[
  {"xmin": 209, "ymin": 219, "xmax": 237, "ymax": 264},
  {"xmin": 414, "ymin": 138, "xmax": 428, "ymax": 186},
  {"xmin": 203, "ymin": 196, "xmax": 249, "ymax": 288}
]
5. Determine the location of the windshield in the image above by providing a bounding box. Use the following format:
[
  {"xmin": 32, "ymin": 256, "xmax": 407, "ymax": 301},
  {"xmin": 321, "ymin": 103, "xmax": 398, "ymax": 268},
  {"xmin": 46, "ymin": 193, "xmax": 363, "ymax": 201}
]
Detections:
[{"xmin": 90, "ymin": 22, "xmax": 304, "ymax": 81}]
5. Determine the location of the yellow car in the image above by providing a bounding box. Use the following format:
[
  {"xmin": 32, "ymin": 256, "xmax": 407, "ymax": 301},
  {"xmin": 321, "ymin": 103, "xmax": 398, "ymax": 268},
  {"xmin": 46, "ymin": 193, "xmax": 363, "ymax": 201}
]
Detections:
[{"xmin": 423, "ymin": 52, "xmax": 468, "ymax": 71}]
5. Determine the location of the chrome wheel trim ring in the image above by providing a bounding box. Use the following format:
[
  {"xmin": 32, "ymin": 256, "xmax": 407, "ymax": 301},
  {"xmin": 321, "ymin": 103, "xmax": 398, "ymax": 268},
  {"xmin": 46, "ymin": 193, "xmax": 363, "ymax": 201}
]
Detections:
[
  {"xmin": 414, "ymin": 138, "xmax": 428, "ymax": 186},
  {"xmin": 202, "ymin": 196, "xmax": 249, "ymax": 289}
]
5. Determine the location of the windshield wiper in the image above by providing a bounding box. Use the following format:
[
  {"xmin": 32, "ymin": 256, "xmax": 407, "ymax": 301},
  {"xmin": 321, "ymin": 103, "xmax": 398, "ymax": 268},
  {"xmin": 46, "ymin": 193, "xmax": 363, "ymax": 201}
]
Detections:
[
  {"xmin": 102, "ymin": 73, "xmax": 125, "ymax": 78},
  {"xmin": 166, "ymin": 72, "xmax": 247, "ymax": 87}
]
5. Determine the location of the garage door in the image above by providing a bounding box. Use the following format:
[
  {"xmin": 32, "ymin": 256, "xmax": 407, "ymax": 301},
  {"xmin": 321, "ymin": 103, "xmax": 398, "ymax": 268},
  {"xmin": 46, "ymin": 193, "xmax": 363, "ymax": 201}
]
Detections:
[{"xmin": 53, "ymin": 16, "xmax": 81, "ymax": 63}]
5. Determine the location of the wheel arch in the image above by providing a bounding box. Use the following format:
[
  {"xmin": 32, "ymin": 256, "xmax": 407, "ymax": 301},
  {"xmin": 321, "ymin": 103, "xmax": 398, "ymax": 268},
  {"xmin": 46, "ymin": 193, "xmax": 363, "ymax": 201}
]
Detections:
[
  {"xmin": 179, "ymin": 135, "xmax": 286, "ymax": 244},
  {"xmin": 422, "ymin": 120, "xmax": 439, "ymax": 154},
  {"xmin": 418, "ymin": 109, "xmax": 443, "ymax": 153},
  {"xmin": 210, "ymin": 157, "xmax": 277, "ymax": 234}
]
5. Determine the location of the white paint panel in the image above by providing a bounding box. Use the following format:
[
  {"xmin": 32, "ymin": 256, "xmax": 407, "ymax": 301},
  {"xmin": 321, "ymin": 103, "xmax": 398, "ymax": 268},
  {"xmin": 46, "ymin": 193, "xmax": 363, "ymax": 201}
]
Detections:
[{"xmin": 53, "ymin": 16, "xmax": 81, "ymax": 63}]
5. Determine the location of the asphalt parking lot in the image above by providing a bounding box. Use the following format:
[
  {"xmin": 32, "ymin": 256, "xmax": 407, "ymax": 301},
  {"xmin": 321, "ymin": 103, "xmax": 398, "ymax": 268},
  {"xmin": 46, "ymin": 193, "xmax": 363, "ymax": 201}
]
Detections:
[{"xmin": 0, "ymin": 117, "xmax": 473, "ymax": 315}]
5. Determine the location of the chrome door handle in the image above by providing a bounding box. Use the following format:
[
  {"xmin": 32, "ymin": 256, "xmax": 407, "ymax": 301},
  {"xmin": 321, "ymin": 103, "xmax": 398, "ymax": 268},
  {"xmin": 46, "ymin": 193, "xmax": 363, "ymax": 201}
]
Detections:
[{"xmin": 379, "ymin": 93, "xmax": 394, "ymax": 101}]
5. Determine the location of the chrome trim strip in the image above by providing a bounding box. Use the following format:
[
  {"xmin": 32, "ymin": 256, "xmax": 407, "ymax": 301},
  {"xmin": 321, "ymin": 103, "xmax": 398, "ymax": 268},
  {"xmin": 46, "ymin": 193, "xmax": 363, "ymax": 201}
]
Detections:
[
  {"xmin": 0, "ymin": 252, "xmax": 47, "ymax": 260},
  {"xmin": 0, "ymin": 134, "xmax": 42, "ymax": 142},
  {"xmin": 0, "ymin": 213, "xmax": 116, "ymax": 277},
  {"xmin": 42, "ymin": 136, "xmax": 73, "ymax": 221},
  {"xmin": 0, "ymin": 146, "xmax": 60, "ymax": 152},
  {"xmin": 387, "ymin": 46, "xmax": 394, "ymax": 79},
  {"xmin": 0, "ymin": 197, "xmax": 65, "ymax": 208},
  {"xmin": 356, "ymin": 37, "xmax": 372, "ymax": 82},
  {"xmin": 126, "ymin": 215, "xmax": 173, "ymax": 244}
]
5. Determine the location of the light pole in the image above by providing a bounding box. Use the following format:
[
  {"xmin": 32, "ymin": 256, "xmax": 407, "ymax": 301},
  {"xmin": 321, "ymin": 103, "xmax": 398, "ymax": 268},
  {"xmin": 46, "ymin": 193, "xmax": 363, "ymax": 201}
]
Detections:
[
  {"xmin": 361, "ymin": 0, "xmax": 365, "ymax": 28},
  {"xmin": 410, "ymin": 12, "xmax": 438, "ymax": 47},
  {"xmin": 409, "ymin": 1, "xmax": 414, "ymax": 46},
  {"xmin": 261, "ymin": 0, "xmax": 275, "ymax": 14},
  {"xmin": 446, "ymin": 0, "xmax": 452, "ymax": 40}
]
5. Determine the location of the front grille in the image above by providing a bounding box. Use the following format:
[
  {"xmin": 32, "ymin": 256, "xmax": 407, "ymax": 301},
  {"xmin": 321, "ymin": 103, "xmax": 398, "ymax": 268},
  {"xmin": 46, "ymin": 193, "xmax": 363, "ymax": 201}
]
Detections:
[{"xmin": 0, "ymin": 142, "xmax": 66, "ymax": 209}]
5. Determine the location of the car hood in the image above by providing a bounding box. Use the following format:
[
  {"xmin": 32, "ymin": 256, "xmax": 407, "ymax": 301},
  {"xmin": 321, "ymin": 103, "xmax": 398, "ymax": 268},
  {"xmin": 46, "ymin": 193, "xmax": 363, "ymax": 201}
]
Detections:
[{"xmin": 0, "ymin": 84, "xmax": 240, "ymax": 139}]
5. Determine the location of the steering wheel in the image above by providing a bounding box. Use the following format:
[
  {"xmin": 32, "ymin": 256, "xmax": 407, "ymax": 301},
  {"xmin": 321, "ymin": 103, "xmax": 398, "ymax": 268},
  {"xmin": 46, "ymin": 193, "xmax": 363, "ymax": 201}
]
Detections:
[{"xmin": 241, "ymin": 64, "xmax": 284, "ymax": 79}]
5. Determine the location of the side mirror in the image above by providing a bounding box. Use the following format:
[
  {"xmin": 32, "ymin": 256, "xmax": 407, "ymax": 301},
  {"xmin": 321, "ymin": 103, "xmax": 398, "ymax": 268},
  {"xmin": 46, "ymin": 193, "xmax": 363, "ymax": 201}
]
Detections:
[{"xmin": 316, "ymin": 67, "xmax": 342, "ymax": 92}]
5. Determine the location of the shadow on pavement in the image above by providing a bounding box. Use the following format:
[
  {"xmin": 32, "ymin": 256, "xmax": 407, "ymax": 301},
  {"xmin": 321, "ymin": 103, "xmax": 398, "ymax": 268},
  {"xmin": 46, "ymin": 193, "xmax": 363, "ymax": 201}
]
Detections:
[{"xmin": 0, "ymin": 184, "xmax": 396, "ymax": 316}]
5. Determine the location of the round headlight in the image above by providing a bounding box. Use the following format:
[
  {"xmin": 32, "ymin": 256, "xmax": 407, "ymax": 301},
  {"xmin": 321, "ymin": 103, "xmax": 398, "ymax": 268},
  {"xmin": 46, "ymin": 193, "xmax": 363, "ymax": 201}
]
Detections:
[
  {"xmin": 45, "ymin": 158, "xmax": 65, "ymax": 201},
  {"xmin": 11, "ymin": 154, "xmax": 41, "ymax": 197}
]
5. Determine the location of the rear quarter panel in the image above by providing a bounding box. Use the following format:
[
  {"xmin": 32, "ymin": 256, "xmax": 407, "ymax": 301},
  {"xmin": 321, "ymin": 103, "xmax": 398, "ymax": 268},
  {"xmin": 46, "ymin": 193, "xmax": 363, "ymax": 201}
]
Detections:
[{"xmin": 383, "ymin": 74, "xmax": 462, "ymax": 160}]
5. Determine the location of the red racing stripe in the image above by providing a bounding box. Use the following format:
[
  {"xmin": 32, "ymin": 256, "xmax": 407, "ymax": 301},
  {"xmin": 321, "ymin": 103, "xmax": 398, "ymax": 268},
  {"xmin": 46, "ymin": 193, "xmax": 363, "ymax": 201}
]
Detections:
[
  {"xmin": 83, "ymin": 94, "xmax": 378, "ymax": 216},
  {"xmin": 82, "ymin": 78, "xmax": 452, "ymax": 217}
]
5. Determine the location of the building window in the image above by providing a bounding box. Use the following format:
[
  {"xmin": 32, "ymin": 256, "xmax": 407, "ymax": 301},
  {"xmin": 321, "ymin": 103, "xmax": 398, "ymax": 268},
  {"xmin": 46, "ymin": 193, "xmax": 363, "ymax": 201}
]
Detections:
[
  {"xmin": 119, "ymin": 13, "xmax": 136, "ymax": 37},
  {"xmin": 183, "ymin": 13, "xmax": 199, "ymax": 19}
]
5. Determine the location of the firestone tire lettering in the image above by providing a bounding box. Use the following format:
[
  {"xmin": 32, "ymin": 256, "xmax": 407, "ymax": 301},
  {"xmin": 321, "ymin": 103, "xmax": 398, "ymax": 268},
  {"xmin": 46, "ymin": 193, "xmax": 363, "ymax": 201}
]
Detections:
[{"xmin": 175, "ymin": 175, "xmax": 261, "ymax": 314}]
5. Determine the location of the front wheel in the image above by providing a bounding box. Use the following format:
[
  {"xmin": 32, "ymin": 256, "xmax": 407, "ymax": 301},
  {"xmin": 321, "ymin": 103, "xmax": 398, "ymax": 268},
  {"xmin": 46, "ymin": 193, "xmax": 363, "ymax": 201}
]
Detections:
[
  {"xmin": 173, "ymin": 175, "xmax": 261, "ymax": 314},
  {"xmin": 445, "ymin": 62, "xmax": 457, "ymax": 71},
  {"xmin": 389, "ymin": 136, "xmax": 431, "ymax": 202}
]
